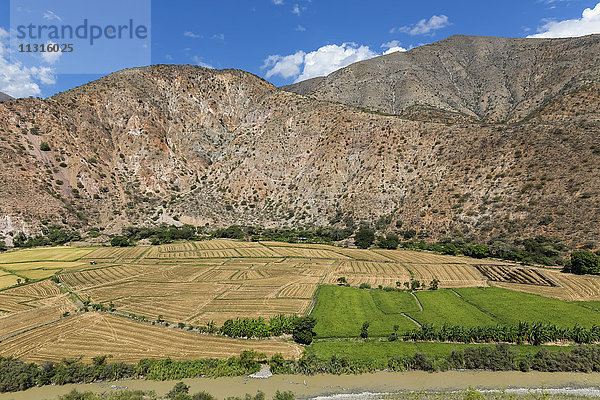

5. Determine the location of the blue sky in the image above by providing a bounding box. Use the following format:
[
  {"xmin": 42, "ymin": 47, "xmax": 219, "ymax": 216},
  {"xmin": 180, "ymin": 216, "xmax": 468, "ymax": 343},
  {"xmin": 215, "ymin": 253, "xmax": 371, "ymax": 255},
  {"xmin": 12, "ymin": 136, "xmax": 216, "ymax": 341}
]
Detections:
[{"xmin": 1, "ymin": 0, "xmax": 600, "ymax": 98}]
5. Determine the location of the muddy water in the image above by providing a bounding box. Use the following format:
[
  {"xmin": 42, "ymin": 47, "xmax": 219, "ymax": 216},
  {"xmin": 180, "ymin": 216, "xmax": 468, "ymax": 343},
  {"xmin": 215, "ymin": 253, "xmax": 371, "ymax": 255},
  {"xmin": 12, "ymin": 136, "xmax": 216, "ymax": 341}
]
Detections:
[{"xmin": 2, "ymin": 372, "xmax": 600, "ymax": 400}]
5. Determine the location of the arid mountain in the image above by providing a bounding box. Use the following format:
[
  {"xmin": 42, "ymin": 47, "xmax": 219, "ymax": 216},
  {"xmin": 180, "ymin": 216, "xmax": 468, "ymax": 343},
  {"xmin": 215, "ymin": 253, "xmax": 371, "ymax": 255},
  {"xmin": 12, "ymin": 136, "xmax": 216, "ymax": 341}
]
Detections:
[
  {"xmin": 283, "ymin": 34, "xmax": 600, "ymax": 123},
  {"xmin": 0, "ymin": 92, "xmax": 13, "ymax": 103},
  {"xmin": 0, "ymin": 36, "xmax": 599, "ymax": 247}
]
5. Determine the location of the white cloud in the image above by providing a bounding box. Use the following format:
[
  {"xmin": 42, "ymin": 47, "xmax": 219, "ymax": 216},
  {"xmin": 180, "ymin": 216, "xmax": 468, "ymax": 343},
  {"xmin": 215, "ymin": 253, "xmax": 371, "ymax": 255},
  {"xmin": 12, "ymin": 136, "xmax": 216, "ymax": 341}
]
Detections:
[
  {"xmin": 528, "ymin": 2, "xmax": 600, "ymax": 38},
  {"xmin": 0, "ymin": 28, "xmax": 55, "ymax": 98},
  {"xmin": 381, "ymin": 40, "xmax": 408, "ymax": 54},
  {"xmin": 184, "ymin": 31, "xmax": 202, "ymax": 39},
  {"xmin": 262, "ymin": 51, "xmax": 306, "ymax": 79},
  {"xmin": 263, "ymin": 42, "xmax": 381, "ymax": 82},
  {"xmin": 272, "ymin": 0, "xmax": 284, "ymax": 4},
  {"xmin": 192, "ymin": 56, "xmax": 214, "ymax": 69},
  {"xmin": 296, "ymin": 25, "xmax": 306, "ymax": 32},
  {"xmin": 392, "ymin": 15, "xmax": 451, "ymax": 36},
  {"xmin": 43, "ymin": 10, "xmax": 62, "ymax": 22},
  {"xmin": 212, "ymin": 33, "xmax": 225, "ymax": 40},
  {"xmin": 292, "ymin": 4, "xmax": 305, "ymax": 15},
  {"xmin": 40, "ymin": 41, "xmax": 62, "ymax": 65}
]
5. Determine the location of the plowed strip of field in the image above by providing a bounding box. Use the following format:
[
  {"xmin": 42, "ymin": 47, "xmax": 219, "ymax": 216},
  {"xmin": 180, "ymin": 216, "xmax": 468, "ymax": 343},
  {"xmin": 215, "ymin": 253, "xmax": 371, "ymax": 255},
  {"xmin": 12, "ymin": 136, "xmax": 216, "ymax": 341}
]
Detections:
[
  {"xmin": 494, "ymin": 271, "xmax": 600, "ymax": 301},
  {"xmin": 235, "ymin": 247, "xmax": 279, "ymax": 258},
  {"xmin": 0, "ymin": 247, "xmax": 95, "ymax": 263},
  {"xmin": 269, "ymin": 247, "xmax": 351, "ymax": 259},
  {"xmin": 4, "ymin": 280, "xmax": 62, "ymax": 298},
  {"xmin": 204, "ymin": 299, "xmax": 310, "ymax": 315},
  {"xmin": 0, "ymin": 303, "xmax": 74, "ymax": 339},
  {"xmin": 218, "ymin": 285, "xmax": 280, "ymax": 300},
  {"xmin": 195, "ymin": 240, "xmax": 258, "ymax": 250},
  {"xmin": 278, "ymin": 283, "xmax": 318, "ymax": 299},
  {"xmin": 372, "ymin": 250, "xmax": 508, "ymax": 265},
  {"xmin": 197, "ymin": 249, "xmax": 241, "ymax": 258},
  {"xmin": 0, "ymin": 294, "xmax": 35, "ymax": 313},
  {"xmin": 409, "ymin": 264, "xmax": 486, "ymax": 287},
  {"xmin": 114, "ymin": 293, "xmax": 219, "ymax": 322},
  {"xmin": 0, "ymin": 274, "xmax": 19, "ymax": 290},
  {"xmin": 330, "ymin": 248, "xmax": 394, "ymax": 262},
  {"xmin": 82, "ymin": 281, "xmax": 226, "ymax": 303},
  {"xmin": 82, "ymin": 247, "xmax": 149, "ymax": 260},
  {"xmin": 60, "ymin": 265, "xmax": 146, "ymax": 291},
  {"xmin": 0, "ymin": 312, "xmax": 303, "ymax": 362}
]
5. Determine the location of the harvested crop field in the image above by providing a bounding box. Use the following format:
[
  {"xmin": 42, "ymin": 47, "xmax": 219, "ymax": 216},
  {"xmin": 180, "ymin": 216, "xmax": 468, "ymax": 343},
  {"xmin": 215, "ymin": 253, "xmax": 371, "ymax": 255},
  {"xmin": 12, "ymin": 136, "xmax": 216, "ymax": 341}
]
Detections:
[
  {"xmin": 2, "ymin": 240, "xmax": 600, "ymax": 362},
  {"xmin": 0, "ymin": 312, "xmax": 303, "ymax": 363}
]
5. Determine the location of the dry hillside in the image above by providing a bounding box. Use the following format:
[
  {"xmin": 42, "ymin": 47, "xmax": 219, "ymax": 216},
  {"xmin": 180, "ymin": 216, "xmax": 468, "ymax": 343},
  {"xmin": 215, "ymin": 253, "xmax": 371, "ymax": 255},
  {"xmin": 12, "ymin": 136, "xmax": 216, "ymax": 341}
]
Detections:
[{"xmin": 0, "ymin": 35, "xmax": 599, "ymax": 246}]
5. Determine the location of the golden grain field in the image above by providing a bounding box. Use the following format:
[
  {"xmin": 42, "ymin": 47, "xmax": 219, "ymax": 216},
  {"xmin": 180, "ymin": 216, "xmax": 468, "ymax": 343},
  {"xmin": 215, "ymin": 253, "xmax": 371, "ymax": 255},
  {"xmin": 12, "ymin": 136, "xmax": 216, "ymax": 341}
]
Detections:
[{"xmin": 2, "ymin": 239, "xmax": 599, "ymax": 362}]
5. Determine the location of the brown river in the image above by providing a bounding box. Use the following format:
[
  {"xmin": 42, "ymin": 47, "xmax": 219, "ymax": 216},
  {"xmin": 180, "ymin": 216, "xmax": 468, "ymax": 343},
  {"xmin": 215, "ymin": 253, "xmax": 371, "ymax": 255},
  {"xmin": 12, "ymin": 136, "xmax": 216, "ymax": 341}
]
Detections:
[{"xmin": 2, "ymin": 372, "xmax": 600, "ymax": 400}]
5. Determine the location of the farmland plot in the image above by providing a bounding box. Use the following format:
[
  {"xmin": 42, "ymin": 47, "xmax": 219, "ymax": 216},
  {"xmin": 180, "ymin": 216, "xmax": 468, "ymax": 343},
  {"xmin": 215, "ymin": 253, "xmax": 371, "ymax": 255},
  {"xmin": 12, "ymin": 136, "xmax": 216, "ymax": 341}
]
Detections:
[
  {"xmin": 0, "ymin": 312, "xmax": 303, "ymax": 363},
  {"xmin": 82, "ymin": 246, "xmax": 149, "ymax": 260},
  {"xmin": 409, "ymin": 263, "xmax": 486, "ymax": 287},
  {"xmin": 0, "ymin": 247, "xmax": 95, "ymax": 263}
]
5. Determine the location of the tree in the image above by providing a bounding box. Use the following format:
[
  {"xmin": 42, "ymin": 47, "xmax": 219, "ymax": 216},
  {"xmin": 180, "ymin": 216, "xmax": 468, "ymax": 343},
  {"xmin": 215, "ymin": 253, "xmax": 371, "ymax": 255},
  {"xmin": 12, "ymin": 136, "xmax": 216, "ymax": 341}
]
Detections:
[
  {"xmin": 570, "ymin": 251, "xmax": 600, "ymax": 275},
  {"xmin": 376, "ymin": 233, "xmax": 399, "ymax": 250},
  {"xmin": 360, "ymin": 321, "xmax": 370, "ymax": 339},
  {"xmin": 166, "ymin": 382, "xmax": 190, "ymax": 399},
  {"xmin": 40, "ymin": 142, "xmax": 51, "ymax": 151},
  {"xmin": 410, "ymin": 279, "xmax": 421, "ymax": 291},
  {"xmin": 0, "ymin": 240, "xmax": 6, "ymax": 252},
  {"xmin": 292, "ymin": 316, "xmax": 317, "ymax": 345},
  {"xmin": 355, "ymin": 228, "xmax": 375, "ymax": 249},
  {"xmin": 429, "ymin": 279, "xmax": 439, "ymax": 290},
  {"xmin": 110, "ymin": 236, "xmax": 131, "ymax": 247},
  {"xmin": 336, "ymin": 276, "xmax": 347, "ymax": 285}
]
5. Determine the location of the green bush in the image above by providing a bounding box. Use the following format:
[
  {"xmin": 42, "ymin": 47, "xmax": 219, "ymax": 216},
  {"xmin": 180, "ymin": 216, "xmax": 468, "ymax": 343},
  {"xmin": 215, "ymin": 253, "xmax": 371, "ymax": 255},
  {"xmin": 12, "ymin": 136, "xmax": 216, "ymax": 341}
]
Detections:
[
  {"xmin": 570, "ymin": 251, "xmax": 600, "ymax": 275},
  {"xmin": 40, "ymin": 142, "xmax": 51, "ymax": 151},
  {"xmin": 354, "ymin": 228, "xmax": 375, "ymax": 249}
]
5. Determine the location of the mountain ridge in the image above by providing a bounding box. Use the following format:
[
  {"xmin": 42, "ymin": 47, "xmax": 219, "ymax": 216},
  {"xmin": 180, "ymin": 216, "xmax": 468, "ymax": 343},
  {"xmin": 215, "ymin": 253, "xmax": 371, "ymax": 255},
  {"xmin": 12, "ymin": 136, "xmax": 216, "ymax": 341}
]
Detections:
[
  {"xmin": 0, "ymin": 35, "xmax": 598, "ymax": 249},
  {"xmin": 282, "ymin": 34, "xmax": 600, "ymax": 122}
]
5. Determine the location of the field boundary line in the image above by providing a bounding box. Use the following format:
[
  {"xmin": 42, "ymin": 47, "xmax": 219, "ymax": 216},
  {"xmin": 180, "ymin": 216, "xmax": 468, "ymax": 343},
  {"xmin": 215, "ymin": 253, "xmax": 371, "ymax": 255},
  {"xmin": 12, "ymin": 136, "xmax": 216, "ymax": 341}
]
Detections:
[
  {"xmin": 401, "ymin": 312, "xmax": 422, "ymax": 328},
  {"xmin": 450, "ymin": 288, "xmax": 503, "ymax": 322},
  {"xmin": 410, "ymin": 292, "xmax": 423, "ymax": 311}
]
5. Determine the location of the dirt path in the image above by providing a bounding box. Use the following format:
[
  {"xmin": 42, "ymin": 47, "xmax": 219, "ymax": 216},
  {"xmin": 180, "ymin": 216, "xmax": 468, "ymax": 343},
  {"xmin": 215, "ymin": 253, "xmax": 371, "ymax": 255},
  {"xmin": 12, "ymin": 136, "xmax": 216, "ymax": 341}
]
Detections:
[{"xmin": 410, "ymin": 292, "xmax": 423, "ymax": 311}]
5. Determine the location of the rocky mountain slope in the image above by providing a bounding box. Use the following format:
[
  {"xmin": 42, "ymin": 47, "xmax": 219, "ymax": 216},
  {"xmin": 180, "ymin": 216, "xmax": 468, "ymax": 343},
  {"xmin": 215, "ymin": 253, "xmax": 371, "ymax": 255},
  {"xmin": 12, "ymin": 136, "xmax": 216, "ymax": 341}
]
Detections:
[
  {"xmin": 0, "ymin": 36, "xmax": 599, "ymax": 247},
  {"xmin": 0, "ymin": 92, "xmax": 13, "ymax": 102},
  {"xmin": 283, "ymin": 34, "xmax": 600, "ymax": 123}
]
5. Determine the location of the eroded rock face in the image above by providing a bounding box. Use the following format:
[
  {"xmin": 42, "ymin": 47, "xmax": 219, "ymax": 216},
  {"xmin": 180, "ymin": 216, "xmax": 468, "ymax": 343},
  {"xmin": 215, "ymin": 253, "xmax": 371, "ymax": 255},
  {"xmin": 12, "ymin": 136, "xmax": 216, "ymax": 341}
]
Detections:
[
  {"xmin": 283, "ymin": 34, "xmax": 600, "ymax": 123},
  {"xmin": 0, "ymin": 38, "xmax": 599, "ymax": 246}
]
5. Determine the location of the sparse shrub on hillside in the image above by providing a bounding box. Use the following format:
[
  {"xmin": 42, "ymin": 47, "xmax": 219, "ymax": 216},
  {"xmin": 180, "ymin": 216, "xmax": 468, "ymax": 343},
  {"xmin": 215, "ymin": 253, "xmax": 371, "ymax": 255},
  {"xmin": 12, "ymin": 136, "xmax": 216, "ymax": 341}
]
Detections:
[{"xmin": 40, "ymin": 142, "xmax": 50, "ymax": 151}]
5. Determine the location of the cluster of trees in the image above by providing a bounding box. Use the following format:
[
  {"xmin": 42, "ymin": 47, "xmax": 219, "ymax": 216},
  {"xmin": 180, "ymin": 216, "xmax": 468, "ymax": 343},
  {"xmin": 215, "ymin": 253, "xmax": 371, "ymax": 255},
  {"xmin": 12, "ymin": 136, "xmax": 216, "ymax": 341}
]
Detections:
[
  {"xmin": 400, "ymin": 236, "xmax": 567, "ymax": 266},
  {"xmin": 219, "ymin": 315, "xmax": 298, "ymax": 339},
  {"xmin": 12, "ymin": 225, "xmax": 81, "ymax": 248},
  {"xmin": 111, "ymin": 224, "xmax": 199, "ymax": 246},
  {"xmin": 564, "ymin": 251, "xmax": 600, "ymax": 275},
  {"xmin": 0, "ymin": 351, "xmax": 270, "ymax": 393},
  {"xmin": 403, "ymin": 322, "xmax": 600, "ymax": 345}
]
